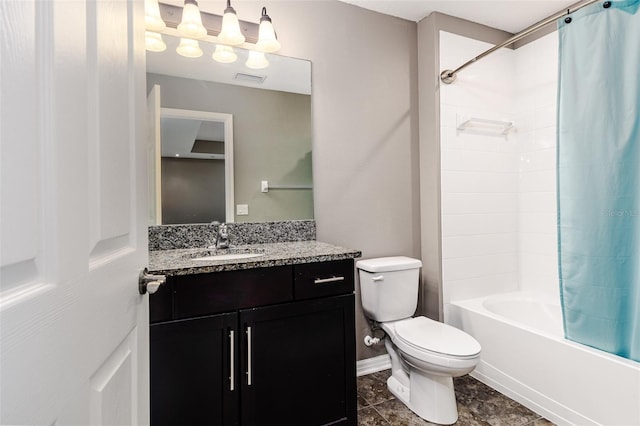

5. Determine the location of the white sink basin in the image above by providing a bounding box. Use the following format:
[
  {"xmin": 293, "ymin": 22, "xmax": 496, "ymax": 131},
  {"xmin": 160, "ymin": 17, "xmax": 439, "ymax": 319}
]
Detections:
[{"xmin": 191, "ymin": 253, "xmax": 264, "ymax": 262}]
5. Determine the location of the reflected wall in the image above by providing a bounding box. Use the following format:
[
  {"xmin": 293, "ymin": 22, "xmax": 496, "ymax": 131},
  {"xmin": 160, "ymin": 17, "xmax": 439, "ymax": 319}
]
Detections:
[{"xmin": 148, "ymin": 72, "xmax": 313, "ymax": 222}]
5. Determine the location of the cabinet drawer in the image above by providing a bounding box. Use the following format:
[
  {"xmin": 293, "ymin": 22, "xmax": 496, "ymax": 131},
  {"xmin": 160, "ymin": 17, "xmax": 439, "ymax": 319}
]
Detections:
[
  {"xmin": 173, "ymin": 266, "xmax": 293, "ymax": 319},
  {"xmin": 294, "ymin": 259, "xmax": 354, "ymax": 300}
]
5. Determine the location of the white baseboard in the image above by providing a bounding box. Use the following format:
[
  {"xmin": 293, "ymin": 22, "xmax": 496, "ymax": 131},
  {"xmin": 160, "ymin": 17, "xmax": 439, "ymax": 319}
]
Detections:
[{"xmin": 356, "ymin": 354, "xmax": 391, "ymax": 377}]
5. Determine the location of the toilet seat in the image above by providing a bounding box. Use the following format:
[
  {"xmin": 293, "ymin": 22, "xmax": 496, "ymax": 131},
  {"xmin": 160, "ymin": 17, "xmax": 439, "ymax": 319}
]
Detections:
[
  {"xmin": 382, "ymin": 317, "xmax": 481, "ymax": 370},
  {"xmin": 395, "ymin": 316, "xmax": 481, "ymax": 358}
]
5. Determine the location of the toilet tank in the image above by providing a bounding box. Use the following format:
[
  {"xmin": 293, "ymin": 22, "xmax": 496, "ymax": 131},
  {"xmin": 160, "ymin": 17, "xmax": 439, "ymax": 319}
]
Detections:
[{"xmin": 356, "ymin": 256, "xmax": 422, "ymax": 322}]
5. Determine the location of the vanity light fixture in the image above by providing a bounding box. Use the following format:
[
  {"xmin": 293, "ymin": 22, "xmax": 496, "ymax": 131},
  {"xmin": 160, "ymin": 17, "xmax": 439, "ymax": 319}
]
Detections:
[
  {"xmin": 150, "ymin": 2, "xmax": 281, "ymax": 68},
  {"xmin": 255, "ymin": 7, "xmax": 280, "ymax": 53},
  {"xmin": 145, "ymin": 0, "xmax": 167, "ymax": 52},
  {"xmin": 145, "ymin": 0, "xmax": 166, "ymax": 31},
  {"xmin": 218, "ymin": 0, "xmax": 245, "ymax": 46},
  {"xmin": 177, "ymin": 0, "xmax": 207, "ymax": 39},
  {"xmin": 176, "ymin": 38, "xmax": 203, "ymax": 58},
  {"xmin": 245, "ymin": 50, "xmax": 269, "ymax": 70},
  {"xmin": 145, "ymin": 31, "xmax": 167, "ymax": 52},
  {"xmin": 212, "ymin": 45, "xmax": 238, "ymax": 64}
]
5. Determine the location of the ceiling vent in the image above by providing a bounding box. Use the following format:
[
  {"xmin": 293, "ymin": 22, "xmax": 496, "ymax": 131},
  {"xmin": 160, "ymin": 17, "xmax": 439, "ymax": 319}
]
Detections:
[{"xmin": 234, "ymin": 72, "xmax": 266, "ymax": 84}]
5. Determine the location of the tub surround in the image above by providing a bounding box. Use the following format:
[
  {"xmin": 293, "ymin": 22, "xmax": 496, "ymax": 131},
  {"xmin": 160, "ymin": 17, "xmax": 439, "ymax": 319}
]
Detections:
[
  {"xmin": 148, "ymin": 240, "xmax": 361, "ymax": 276},
  {"xmin": 148, "ymin": 220, "xmax": 316, "ymax": 251}
]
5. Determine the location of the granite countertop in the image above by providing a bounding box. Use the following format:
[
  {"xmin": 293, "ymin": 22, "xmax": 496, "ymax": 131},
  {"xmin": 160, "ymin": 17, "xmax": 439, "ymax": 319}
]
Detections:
[{"xmin": 148, "ymin": 240, "xmax": 362, "ymax": 276}]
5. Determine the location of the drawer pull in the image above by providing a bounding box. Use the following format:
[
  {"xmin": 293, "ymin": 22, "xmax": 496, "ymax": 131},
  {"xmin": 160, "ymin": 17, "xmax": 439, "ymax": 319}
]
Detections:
[
  {"xmin": 246, "ymin": 326, "xmax": 252, "ymax": 386},
  {"xmin": 229, "ymin": 329, "xmax": 235, "ymax": 391},
  {"xmin": 314, "ymin": 276, "xmax": 345, "ymax": 285}
]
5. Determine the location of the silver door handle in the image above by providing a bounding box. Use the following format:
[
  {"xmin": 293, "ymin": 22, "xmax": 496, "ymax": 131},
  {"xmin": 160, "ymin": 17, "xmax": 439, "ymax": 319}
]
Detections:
[
  {"xmin": 314, "ymin": 276, "xmax": 345, "ymax": 285},
  {"xmin": 229, "ymin": 330, "xmax": 235, "ymax": 391},
  {"xmin": 138, "ymin": 268, "xmax": 166, "ymax": 295},
  {"xmin": 246, "ymin": 326, "xmax": 252, "ymax": 386}
]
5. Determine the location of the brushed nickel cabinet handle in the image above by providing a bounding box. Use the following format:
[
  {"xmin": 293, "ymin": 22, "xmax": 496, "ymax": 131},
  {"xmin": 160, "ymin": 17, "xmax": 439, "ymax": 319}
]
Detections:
[
  {"xmin": 246, "ymin": 326, "xmax": 252, "ymax": 386},
  {"xmin": 229, "ymin": 330, "xmax": 235, "ymax": 391},
  {"xmin": 314, "ymin": 276, "xmax": 345, "ymax": 285}
]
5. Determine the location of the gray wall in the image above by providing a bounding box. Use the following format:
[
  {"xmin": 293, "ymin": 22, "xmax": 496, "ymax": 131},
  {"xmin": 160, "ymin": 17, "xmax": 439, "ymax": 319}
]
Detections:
[
  {"xmin": 148, "ymin": 0, "xmax": 420, "ymax": 361},
  {"xmin": 147, "ymin": 73, "xmax": 313, "ymax": 223},
  {"xmin": 147, "ymin": 0, "xmax": 421, "ymax": 361},
  {"xmin": 151, "ymin": 1, "xmax": 520, "ymax": 361},
  {"xmin": 260, "ymin": 4, "xmax": 530, "ymax": 360},
  {"xmin": 231, "ymin": 1, "xmax": 421, "ymax": 361}
]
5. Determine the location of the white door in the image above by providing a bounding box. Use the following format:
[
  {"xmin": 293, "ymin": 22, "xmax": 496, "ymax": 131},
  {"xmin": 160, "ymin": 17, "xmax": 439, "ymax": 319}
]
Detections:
[{"xmin": 0, "ymin": 0, "xmax": 149, "ymax": 425}]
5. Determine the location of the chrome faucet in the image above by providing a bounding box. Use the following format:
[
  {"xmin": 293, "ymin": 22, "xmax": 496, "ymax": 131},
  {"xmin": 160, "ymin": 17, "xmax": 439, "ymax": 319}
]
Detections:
[
  {"xmin": 217, "ymin": 222, "xmax": 230, "ymax": 249},
  {"xmin": 209, "ymin": 221, "xmax": 230, "ymax": 250}
]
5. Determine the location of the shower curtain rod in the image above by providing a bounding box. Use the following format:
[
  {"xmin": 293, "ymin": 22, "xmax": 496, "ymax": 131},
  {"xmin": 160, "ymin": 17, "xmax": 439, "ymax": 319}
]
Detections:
[{"xmin": 440, "ymin": 0, "xmax": 600, "ymax": 84}]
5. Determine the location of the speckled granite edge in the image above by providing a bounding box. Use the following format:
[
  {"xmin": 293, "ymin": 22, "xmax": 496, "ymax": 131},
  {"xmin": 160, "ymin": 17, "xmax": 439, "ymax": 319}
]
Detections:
[
  {"xmin": 148, "ymin": 220, "xmax": 316, "ymax": 251},
  {"xmin": 148, "ymin": 241, "xmax": 362, "ymax": 276}
]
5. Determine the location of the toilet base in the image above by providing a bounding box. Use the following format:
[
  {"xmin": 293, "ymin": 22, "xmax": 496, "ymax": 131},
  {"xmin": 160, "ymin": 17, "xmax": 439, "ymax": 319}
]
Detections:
[{"xmin": 387, "ymin": 371, "xmax": 459, "ymax": 425}]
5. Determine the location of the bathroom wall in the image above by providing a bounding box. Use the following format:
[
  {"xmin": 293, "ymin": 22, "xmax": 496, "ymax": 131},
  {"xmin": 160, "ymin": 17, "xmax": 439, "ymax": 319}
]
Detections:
[
  {"xmin": 513, "ymin": 32, "xmax": 559, "ymax": 297},
  {"xmin": 164, "ymin": 0, "xmax": 420, "ymax": 361},
  {"xmin": 439, "ymin": 31, "xmax": 520, "ymax": 314},
  {"xmin": 438, "ymin": 30, "xmax": 560, "ymax": 315}
]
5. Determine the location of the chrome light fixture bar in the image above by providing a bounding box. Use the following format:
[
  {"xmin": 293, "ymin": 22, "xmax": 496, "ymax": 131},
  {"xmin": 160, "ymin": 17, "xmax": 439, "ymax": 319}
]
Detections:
[
  {"xmin": 146, "ymin": 1, "xmax": 281, "ymax": 67},
  {"xmin": 155, "ymin": 2, "xmax": 265, "ymax": 46}
]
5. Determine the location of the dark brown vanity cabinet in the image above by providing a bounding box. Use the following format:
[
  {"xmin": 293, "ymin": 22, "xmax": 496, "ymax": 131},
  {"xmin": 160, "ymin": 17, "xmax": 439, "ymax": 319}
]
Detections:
[
  {"xmin": 150, "ymin": 260, "xmax": 357, "ymax": 426},
  {"xmin": 150, "ymin": 312, "xmax": 239, "ymax": 425}
]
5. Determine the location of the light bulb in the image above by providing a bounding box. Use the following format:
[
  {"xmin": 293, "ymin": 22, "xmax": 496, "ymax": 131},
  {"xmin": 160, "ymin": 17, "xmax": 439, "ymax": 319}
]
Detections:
[
  {"xmin": 212, "ymin": 45, "xmax": 237, "ymax": 63},
  {"xmin": 218, "ymin": 0, "xmax": 245, "ymax": 46},
  {"xmin": 177, "ymin": 0, "xmax": 207, "ymax": 39},
  {"xmin": 256, "ymin": 7, "xmax": 280, "ymax": 53},
  {"xmin": 176, "ymin": 38, "xmax": 203, "ymax": 58},
  {"xmin": 145, "ymin": 0, "xmax": 166, "ymax": 31},
  {"xmin": 145, "ymin": 31, "xmax": 166, "ymax": 52},
  {"xmin": 246, "ymin": 50, "xmax": 269, "ymax": 69}
]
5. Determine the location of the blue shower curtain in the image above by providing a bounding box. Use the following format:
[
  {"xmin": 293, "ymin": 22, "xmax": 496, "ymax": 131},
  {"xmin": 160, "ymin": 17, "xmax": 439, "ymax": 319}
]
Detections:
[{"xmin": 557, "ymin": 0, "xmax": 640, "ymax": 362}]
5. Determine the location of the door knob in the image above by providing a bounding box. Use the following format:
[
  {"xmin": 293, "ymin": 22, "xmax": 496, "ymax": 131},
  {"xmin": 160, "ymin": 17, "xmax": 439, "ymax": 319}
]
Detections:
[{"xmin": 139, "ymin": 268, "xmax": 166, "ymax": 295}]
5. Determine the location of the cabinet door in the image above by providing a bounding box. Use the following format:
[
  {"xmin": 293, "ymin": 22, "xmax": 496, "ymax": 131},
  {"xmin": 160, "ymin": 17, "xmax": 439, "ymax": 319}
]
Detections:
[
  {"xmin": 150, "ymin": 313, "xmax": 239, "ymax": 426},
  {"xmin": 240, "ymin": 295, "xmax": 356, "ymax": 426}
]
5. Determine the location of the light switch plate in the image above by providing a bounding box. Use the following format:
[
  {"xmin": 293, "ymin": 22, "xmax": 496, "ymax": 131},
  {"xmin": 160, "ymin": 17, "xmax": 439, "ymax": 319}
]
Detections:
[{"xmin": 236, "ymin": 204, "xmax": 249, "ymax": 215}]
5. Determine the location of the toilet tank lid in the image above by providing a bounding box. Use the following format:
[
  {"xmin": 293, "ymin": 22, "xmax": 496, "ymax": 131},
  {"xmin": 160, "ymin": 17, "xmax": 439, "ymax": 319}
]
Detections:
[{"xmin": 356, "ymin": 256, "xmax": 422, "ymax": 273}]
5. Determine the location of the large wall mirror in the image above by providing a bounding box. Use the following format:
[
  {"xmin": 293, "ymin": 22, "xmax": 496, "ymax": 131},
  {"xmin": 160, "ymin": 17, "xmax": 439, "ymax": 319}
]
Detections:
[{"xmin": 147, "ymin": 33, "xmax": 312, "ymax": 225}]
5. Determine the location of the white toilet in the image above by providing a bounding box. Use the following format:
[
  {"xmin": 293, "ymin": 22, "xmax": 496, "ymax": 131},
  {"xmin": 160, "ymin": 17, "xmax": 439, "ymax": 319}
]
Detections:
[{"xmin": 357, "ymin": 256, "xmax": 481, "ymax": 425}]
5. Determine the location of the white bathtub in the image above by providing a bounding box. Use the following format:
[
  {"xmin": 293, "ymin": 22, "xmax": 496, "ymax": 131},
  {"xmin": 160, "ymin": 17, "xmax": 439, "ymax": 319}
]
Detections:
[{"xmin": 449, "ymin": 292, "xmax": 640, "ymax": 426}]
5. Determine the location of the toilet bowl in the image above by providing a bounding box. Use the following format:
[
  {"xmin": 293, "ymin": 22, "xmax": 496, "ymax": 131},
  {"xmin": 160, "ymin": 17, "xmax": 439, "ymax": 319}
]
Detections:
[{"xmin": 357, "ymin": 257, "xmax": 481, "ymax": 425}]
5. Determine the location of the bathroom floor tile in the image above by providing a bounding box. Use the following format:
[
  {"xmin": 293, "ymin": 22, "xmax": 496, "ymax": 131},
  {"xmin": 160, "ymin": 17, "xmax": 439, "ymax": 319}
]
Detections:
[
  {"xmin": 357, "ymin": 406, "xmax": 392, "ymax": 426},
  {"xmin": 370, "ymin": 398, "xmax": 437, "ymax": 425},
  {"xmin": 454, "ymin": 377, "xmax": 540, "ymax": 426},
  {"xmin": 357, "ymin": 372, "xmax": 395, "ymax": 406},
  {"xmin": 356, "ymin": 371, "xmax": 555, "ymax": 426},
  {"xmin": 455, "ymin": 405, "xmax": 494, "ymax": 426},
  {"xmin": 357, "ymin": 393, "xmax": 370, "ymax": 410}
]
